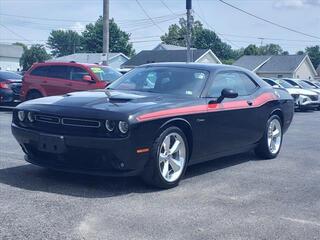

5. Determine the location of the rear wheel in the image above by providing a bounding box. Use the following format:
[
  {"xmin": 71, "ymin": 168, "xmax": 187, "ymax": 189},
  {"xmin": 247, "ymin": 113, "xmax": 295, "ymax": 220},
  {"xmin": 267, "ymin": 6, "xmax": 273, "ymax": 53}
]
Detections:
[
  {"xmin": 255, "ymin": 115, "xmax": 283, "ymax": 159},
  {"xmin": 142, "ymin": 127, "xmax": 188, "ymax": 189},
  {"xmin": 26, "ymin": 90, "xmax": 43, "ymax": 101}
]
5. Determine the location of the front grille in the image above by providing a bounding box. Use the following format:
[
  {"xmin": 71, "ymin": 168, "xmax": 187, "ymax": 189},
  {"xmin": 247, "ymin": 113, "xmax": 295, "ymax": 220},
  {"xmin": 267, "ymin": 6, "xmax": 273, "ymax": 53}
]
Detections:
[
  {"xmin": 35, "ymin": 114, "xmax": 101, "ymax": 128},
  {"xmin": 61, "ymin": 117, "xmax": 101, "ymax": 128},
  {"xmin": 22, "ymin": 113, "xmax": 110, "ymax": 138},
  {"xmin": 310, "ymin": 95, "xmax": 319, "ymax": 101},
  {"xmin": 35, "ymin": 115, "xmax": 60, "ymax": 124}
]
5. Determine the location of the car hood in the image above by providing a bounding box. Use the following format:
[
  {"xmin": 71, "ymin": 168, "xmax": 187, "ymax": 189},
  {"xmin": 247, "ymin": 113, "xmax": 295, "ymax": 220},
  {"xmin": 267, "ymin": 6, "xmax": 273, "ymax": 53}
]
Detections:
[
  {"xmin": 286, "ymin": 88, "xmax": 318, "ymax": 96},
  {"xmin": 17, "ymin": 89, "xmax": 198, "ymax": 118}
]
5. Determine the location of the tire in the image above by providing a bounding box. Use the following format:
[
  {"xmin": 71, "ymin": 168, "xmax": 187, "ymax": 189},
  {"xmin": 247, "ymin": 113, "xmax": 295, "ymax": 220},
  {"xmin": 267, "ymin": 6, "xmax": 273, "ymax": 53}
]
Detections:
[
  {"xmin": 26, "ymin": 90, "xmax": 43, "ymax": 101},
  {"xmin": 255, "ymin": 115, "xmax": 283, "ymax": 159},
  {"xmin": 141, "ymin": 126, "xmax": 189, "ymax": 189}
]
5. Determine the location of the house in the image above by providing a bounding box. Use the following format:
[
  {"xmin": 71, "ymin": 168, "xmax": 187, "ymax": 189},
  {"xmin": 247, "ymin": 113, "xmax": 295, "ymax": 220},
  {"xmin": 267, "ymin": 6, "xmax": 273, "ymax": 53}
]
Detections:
[
  {"xmin": 153, "ymin": 43, "xmax": 196, "ymax": 51},
  {"xmin": 316, "ymin": 64, "xmax": 320, "ymax": 81},
  {"xmin": 122, "ymin": 49, "xmax": 221, "ymax": 69},
  {"xmin": 0, "ymin": 44, "xmax": 23, "ymax": 71},
  {"xmin": 233, "ymin": 54, "xmax": 317, "ymax": 80},
  {"xmin": 48, "ymin": 53, "xmax": 130, "ymax": 71}
]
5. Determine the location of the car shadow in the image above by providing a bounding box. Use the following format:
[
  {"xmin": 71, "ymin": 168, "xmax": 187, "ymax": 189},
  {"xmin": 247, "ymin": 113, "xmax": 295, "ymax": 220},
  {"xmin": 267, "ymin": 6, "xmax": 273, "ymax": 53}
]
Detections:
[{"xmin": 0, "ymin": 152, "xmax": 257, "ymax": 198}]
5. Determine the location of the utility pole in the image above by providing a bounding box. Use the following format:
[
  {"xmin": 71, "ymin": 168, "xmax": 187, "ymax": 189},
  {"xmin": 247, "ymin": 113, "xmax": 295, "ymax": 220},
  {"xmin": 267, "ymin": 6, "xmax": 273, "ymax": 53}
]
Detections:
[
  {"xmin": 186, "ymin": 0, "xmax": 192, "ymax": 63},
  {"xmin": 102, "ymin": 0, "xmax": 110, "ymax": 65}
]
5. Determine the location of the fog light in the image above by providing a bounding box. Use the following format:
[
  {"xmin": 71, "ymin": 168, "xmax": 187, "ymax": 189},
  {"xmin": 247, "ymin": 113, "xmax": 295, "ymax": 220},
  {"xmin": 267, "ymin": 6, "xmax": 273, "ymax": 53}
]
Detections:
[
  {"xmin": 118, "ymin": 121, "xmax": 129, "ymax": 134},
  {"xmin": 105, "ymin": 120, "xmax": 115, "ymax": 132},
  {"xmin": 27, "ymin": 112, "xmax": 35, "ymax": 122},
  {"xmin": 18, "ymin": 111, "xmax": 25, "ymax": 121}
]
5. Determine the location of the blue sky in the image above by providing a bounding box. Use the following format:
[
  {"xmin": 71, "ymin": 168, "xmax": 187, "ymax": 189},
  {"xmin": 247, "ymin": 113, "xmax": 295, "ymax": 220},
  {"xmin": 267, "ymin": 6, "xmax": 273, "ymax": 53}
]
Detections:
[{"xmin": 0, "ymin": 0, "xmax": 319, "ymax": 54}]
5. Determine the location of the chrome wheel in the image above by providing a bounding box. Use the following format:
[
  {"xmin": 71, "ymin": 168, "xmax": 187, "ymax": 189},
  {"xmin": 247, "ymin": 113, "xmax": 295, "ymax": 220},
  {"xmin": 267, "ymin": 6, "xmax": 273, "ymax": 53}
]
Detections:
[
  {"xmin": 267, "ymin": 119, "xmax": 282, "ymax": 154},
  {"xmin": 159, "ymin": 132, "xmax": 186, "ymax": 182}
]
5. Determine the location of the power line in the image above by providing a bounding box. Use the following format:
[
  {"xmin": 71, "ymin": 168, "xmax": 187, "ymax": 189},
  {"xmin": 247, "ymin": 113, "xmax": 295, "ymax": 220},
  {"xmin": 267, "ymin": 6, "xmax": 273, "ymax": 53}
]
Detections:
[
  {"xmin": 135, "ymin": 0, "xmax": 164, "ymax": 33},
  {"xmin": 217, "ymin": 0, "xmax": 320, "ymax": 40},
  {"xmin": 0, "ymin": 23, "xmax": 31, "ymax": 43}
]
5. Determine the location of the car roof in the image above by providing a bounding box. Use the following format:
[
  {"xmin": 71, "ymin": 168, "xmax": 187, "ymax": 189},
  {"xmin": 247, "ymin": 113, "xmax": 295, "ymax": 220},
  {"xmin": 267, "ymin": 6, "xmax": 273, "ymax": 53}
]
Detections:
[
  {"xmin": 32, "ymin": 62, "xmax": 106, "ymax": 67},
  {"xmin": 137, "ymin": 62, "xmax": 249, "ymax": 72}
]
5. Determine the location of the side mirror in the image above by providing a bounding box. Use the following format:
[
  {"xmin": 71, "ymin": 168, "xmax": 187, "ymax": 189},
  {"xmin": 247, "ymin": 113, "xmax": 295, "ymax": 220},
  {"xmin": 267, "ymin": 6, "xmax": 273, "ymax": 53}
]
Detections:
[
  {"xmin": 217, "ymin": 88, "xmax": 238, "ymax": 103},
  {"xmin": 82, "ymin": 75, "xmax": 94, "ymax": 82}
]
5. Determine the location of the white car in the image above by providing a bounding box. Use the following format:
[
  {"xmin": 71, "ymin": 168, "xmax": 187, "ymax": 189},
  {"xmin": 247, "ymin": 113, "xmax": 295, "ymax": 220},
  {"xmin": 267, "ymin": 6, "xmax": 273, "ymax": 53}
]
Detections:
[
  {"xmin": 262, "ymin": 78, "xmax": 320, "ymax": 111},
  {"xmin": 301, "ymin": 80, "xmax": 320, "ymax": 94}
]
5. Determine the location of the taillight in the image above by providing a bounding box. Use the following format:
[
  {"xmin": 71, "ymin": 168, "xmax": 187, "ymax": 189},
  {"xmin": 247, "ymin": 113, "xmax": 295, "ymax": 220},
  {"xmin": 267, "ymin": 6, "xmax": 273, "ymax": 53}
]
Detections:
[{"xmin": 0, "ymin": 82, "xmax": 9, "ymax": 89}]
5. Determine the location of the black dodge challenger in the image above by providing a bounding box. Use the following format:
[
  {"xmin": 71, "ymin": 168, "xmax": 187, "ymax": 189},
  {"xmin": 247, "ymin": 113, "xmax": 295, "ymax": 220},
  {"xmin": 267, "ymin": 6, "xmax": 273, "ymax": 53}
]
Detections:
[{"xmin": 12, "ymin": 63, "xmax": 294, "ymax": 188}]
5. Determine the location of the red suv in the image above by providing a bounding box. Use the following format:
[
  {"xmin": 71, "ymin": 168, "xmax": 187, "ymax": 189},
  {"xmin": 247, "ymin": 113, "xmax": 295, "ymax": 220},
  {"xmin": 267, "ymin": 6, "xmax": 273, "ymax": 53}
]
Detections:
[{"xmin": 21, "ymin": 62, "xmax": 122, "ymax": 101}]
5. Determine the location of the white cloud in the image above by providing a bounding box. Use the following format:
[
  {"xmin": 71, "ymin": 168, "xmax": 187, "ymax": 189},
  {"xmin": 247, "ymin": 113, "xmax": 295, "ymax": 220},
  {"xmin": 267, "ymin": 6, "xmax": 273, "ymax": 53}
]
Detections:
[
  {"xmin": 274, "ymin": 0, "xmax": 320, "ymax": 9},
  {"xmin": 71, "ymin": 22, "xmax": 85, "ymax": 34}
]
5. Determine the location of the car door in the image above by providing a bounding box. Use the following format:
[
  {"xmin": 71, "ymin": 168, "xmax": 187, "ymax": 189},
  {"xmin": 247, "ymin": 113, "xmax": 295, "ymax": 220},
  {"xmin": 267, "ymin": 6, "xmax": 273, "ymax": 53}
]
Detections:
[
  {"xmin": 203, "ymin": 70, "xmax": 261, "ymax": 157},
  {"xmin": 45, "ymin": 65, "xmax": 72, "ymax": 96},
  {"xmin": 68, "ymin": 66, "xmax": 98, "ymax": 92}
]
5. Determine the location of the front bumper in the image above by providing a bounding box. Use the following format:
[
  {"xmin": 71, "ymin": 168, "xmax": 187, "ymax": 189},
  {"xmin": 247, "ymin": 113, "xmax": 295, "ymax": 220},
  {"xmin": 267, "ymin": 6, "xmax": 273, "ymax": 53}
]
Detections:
[
  {"xmin": 298, "ymin": 100, "xmax": 320, "ymax": 110},
  {"xmin": 12, "ymin": 124, "xmax": 149, "ymax": 176}
]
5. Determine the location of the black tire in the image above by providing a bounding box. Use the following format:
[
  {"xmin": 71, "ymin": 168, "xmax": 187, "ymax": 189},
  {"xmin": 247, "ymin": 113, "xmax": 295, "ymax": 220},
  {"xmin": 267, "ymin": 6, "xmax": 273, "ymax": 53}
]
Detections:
[
  {"xmin": 255, "ymin": 115, "xmax": 283, "ymax": 159},
  {"xmin": 141, "ymin": 126, "xmax": 189, "ymax": 189},
  {"xmin": 26, "ymin": 90, "xmax": 43, "ymax": 101}
]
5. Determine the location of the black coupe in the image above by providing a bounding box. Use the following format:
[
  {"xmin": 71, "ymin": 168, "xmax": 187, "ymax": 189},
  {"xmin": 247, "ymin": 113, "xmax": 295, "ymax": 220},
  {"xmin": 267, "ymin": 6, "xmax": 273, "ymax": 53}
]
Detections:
[{"xmin": 12, "ymin": 63, "xmax": 294, "ymax": 188}]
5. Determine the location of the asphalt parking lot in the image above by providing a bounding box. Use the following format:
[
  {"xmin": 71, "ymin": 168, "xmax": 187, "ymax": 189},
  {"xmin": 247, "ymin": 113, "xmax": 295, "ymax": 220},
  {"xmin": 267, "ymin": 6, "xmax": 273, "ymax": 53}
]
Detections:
[{"xmin": 0, "ymin": 109, "xmax": 320, "ymax": 240}]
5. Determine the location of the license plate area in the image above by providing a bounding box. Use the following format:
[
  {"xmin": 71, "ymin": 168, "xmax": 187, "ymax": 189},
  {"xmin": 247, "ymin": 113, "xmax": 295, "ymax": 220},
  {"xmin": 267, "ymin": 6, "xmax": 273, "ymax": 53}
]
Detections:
[{"xmin": 38, "ymin": 134, "xmax": 66, "ymax": 154}]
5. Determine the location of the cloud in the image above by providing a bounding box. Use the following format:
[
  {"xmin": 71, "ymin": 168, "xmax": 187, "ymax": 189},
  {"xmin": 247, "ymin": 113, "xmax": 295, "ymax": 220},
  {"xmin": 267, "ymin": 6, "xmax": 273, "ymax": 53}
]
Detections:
[
  {"xmin": 273, "ymin": 0, "xmax": 320, "ymax": 9},
  {"xmin": 70, "ymin": 22, "xmax": 85, "ymax": 34}
]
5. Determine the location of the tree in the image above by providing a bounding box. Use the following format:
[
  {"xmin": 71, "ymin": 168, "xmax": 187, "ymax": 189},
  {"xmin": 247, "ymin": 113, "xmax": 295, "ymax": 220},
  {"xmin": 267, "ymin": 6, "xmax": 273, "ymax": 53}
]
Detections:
[
  {"xmin": 244, "ymin": 44, "xmax": 260, "ymax": 55},
  {"xmin": 20, "ymin": 44, "xmax": 51, "ymax": 71},
  {"xmin": 13, "ymin": 42, "xmax": 28, "ymax": 51},
  {"xmin": 297, "ymin": 50, "xmax": 304, "ymax": 55},
  {"xmin": 47, "ymin": 30, "xmax": 83, "ymax": 57},
  {"xmin": 82, "ymin": 17, "xmax": 135, "ymax": 56},
  {"xmin": 305, "ymin": 45, "xmax": 320, "ymax": 69},
  {"xmin": 161, "ymin": 18, "xmax": 235, "ymax": 61},
  {"xmin": 260, "ymin": 44, "xmax": 283, "ymax": 55},
  {"xmin": 282, "ymin": 51, "xmax": 289, "ymax": 55}
]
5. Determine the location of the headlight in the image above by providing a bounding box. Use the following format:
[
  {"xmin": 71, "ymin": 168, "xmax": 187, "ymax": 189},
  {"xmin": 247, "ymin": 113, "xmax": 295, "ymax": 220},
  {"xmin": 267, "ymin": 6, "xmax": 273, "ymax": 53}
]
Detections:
[
  {"xmin": 27, "ymin": 112, "xmax": 35, "ymax": 122},
  {"xmin": 18, "ymin": 111, "xmax": 25, "ymax": 121},
  {"xmin": 105, "ymin": 120, "xmax": 115, "ymax": 132},
  {"xmin": 118, "ymin": 121, "xmax": 129, "ymax": 134}
]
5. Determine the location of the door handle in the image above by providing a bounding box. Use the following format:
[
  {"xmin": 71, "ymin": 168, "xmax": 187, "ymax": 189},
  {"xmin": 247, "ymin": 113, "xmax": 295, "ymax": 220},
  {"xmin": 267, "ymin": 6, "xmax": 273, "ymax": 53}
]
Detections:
[
  {"xmin": 42, "ymin": 80, "xmax": 47, "ymax": 84},
  {"xmin": 66, "ymin": 83, "xmax": 72, "ymax": 86},
  {"xmin": 247, "ymin": 100, "xmax": 253, "ymax": 106}
]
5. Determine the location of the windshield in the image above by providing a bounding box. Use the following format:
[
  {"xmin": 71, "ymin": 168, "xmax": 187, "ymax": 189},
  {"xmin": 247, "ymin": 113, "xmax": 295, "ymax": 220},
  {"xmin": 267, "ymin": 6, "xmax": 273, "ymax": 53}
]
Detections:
[
  {"xmin": 299, "ymin": 80, "xmax": 317, "ymax": 89},
  {"xmin": 275, "ymin": 79, "xmax": 294, "ymax": 89},
  {"xmin": 0, "ymin": 71, "xmax": 22, "ymax": 81},
  {"xmin": 90, "ymin": 66, "xmax": 122, "ymax": 82},
  {"xmin": 107, "ymin": 66, "xmax": 209, "ymax": 97}
]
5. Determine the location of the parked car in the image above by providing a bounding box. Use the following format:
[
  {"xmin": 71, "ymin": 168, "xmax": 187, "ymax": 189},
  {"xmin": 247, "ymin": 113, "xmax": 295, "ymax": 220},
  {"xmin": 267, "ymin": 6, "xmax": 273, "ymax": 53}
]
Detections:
[
  {"xmin": 262, "ymin": 78, "xmax": 316, "ymax": 110},
  {"xmin": 282, "ymin": 78, "xmax": 320, "ymax": 110},
  {"xmin": 301, "ymin": 79, "xmax": 320, "ymax": 93},
  {"xmin": 12, "ymin": 63, "xmax": 294, "ymax": 188},
  {"xmin": 313, "ymin": 82, "xmax": 320, "ymax": 88},
  {"xmin": 21, "ymin": 62, "xmax": 122, "ymax": 101},
  {"xmin": 0, "ymin": 71, "xmax": 22, "ymax": 104}
]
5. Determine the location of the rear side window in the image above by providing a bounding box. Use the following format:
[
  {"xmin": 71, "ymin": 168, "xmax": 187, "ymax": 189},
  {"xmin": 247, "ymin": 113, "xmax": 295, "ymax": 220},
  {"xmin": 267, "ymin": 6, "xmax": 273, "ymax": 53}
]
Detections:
[
  {"xmin": 70, "ymin": 67, "xmax": 90, "ymax": 81},
  {"xmin": 47, "ymin": 66, "xmax": 68, "ymax": 79},
  {"xmin": 30, "ymin": 66, "xmax": 50, "ymax": 77},
  {"xmin": 208, "ymin": 71, "xmax": 258, "ymax": 98}
]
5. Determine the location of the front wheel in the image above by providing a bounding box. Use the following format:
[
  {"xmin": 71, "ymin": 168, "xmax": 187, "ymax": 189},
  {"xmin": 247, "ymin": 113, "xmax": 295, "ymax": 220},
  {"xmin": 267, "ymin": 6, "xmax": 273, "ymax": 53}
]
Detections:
[
  {"xmin": 142, "ymin": 127, "xmax": 189, "ymax": 189},
  {"xmin": 255, "ymin": 115, "xmax": 283, "ymax": 159}
]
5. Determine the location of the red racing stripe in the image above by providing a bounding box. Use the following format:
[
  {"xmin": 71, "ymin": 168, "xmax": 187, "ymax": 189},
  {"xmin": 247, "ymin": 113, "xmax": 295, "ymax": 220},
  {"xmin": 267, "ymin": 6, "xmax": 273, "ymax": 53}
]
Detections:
[{"xmin": 136, "ymin": 92, "xmax": 277, "ymax": 122}]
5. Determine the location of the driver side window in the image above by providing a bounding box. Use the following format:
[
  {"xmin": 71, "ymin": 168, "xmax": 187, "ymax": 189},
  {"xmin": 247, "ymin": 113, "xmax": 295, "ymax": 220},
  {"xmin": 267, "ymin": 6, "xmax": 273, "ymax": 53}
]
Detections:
[{"xmin": 208, "ymin": 72, "xmax": 258, "ymax": 98}]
